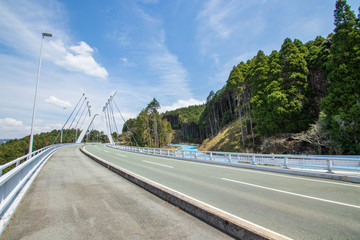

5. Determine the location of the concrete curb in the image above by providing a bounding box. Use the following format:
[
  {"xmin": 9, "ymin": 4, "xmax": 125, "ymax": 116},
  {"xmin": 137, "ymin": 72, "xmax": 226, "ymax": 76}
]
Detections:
[
  {"xmin": 110, "ymin": 147, "xmax": 360, "ymax": 184},
  {"xmin": 80, "ymin": 147, "xmax": 289, "ymax": 240}
]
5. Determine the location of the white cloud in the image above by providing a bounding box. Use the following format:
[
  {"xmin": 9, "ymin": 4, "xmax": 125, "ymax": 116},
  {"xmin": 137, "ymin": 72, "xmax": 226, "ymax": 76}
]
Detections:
[
  {"xmin": 45, "ymin": 96, "xmax": 72, "ymax": 109},
  {"xmin": 0, "ymin": 116, "xmax": 65, "ymax": 139},
  {"xmin": 51, "ymin": 41, "xmax": 108, "ymax": 79},
  {"xmin": 0, "ymin": 118, "xmax": 29, "ymax": 139},
  {"xmin": 0, "ymin": 1, "xmax": 108, "ymax": 80},
  {"xmin": 0, "ymin": 118, "xmax": 23, "ymax": 127},
  {"xmin": 70, "ymin": 41, "xmax": 94, "ymax": 56},
  {"xmin": 160, "ymin": 98, "xmax": 205, "ymax": 113}
]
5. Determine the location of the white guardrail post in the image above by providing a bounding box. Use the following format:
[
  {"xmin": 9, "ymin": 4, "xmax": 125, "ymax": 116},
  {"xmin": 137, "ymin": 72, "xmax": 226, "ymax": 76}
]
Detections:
[
  {"xmin": 251, "ymin": 155, "xmax": 256, "ymax": 165},
  {"xmin": 284, "ymin": 157, "xmax": 289, "ymax": 169},
  {"xmin": 327, "ymin": 159, "xmax": 333, "ymax": 173}
]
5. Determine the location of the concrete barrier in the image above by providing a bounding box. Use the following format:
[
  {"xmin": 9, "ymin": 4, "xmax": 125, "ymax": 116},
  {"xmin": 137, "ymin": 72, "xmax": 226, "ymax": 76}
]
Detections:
[{"xmin": 80, "ymin": 147, "xmax": 289, "ymax": 240}]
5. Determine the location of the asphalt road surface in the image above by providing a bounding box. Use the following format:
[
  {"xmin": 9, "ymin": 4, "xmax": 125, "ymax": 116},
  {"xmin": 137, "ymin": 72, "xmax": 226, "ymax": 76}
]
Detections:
[
  {"xmin": 83, "ymin": 144, "xmax": 360, "ymax": 240},
  {"xmin": 0, "ymin": 146, "xmax": 232, "ymax": 240}
]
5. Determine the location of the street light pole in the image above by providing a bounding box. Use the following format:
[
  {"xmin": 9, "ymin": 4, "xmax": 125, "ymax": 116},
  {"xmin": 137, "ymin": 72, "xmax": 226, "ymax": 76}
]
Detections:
[{"xmin": 28, "ymin": 32, "xmax": 52, "ymax": 155}]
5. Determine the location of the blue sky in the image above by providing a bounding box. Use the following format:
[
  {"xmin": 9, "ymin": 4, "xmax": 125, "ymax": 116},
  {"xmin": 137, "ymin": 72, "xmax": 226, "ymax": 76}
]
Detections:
[{"xmin": 0, "ymin": 0, "xmax": 359, "ymax": 139}]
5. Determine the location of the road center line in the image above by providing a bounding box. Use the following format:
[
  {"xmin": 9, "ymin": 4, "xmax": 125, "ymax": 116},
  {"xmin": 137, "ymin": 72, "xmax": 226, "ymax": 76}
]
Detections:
[
  {"xmin": 143, "ymin": 160, "xmax": 173, "ymax": 168},
  {"xmin": 116, "ymin": 153, "xmax": 127, "ymax": 158},
  {"xmin": 222, "ymin": 178, "xmax": 360, "ymax": 209}
]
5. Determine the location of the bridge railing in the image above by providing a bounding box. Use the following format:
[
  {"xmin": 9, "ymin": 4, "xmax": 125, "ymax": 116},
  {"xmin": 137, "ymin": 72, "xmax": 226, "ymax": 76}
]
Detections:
[
  {"xmin": 0, "ymin": 146, "xmax": 52, "ymax": 177},
  {"xmin": 108, "ymin": 145, "xmax": 360, "ymax": 173},
  {"xmin": 0, "ymin": 144, "xmax": 75, "ymax": 217}
]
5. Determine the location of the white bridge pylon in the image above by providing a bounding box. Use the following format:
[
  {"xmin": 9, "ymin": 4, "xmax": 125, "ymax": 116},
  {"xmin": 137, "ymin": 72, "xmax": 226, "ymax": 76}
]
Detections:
[
  {"xmin": 73, "ymin": 92, "xmax": 137, "ymax": 145},
  {"xmin": 76, "ymin": 114, "xmax": 99, "ymax": 144}
]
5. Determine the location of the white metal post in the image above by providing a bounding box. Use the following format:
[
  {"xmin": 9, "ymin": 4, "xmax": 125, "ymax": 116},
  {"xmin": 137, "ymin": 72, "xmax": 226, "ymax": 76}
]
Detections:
[
  {"xmin": 284, "ymin": 157, "xmax": 289, "ymax": 169},
  {"xmin": 327, "ymin": 159, "xmax": 333, "ymax": 173},
  {"xmin": 251, "ymin": 155, "xmax": 256, "ymax": 165}
]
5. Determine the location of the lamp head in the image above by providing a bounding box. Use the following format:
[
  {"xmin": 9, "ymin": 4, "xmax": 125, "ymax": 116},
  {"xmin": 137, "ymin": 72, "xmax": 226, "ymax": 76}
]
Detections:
[{"xmin": 42, "ymin": 32, "xmax": 52, "ymax": 37}]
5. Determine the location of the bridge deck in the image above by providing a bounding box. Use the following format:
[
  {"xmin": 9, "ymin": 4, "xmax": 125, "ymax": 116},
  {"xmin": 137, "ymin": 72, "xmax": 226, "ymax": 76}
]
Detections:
[{"xmin": 0, "ymin": 146, "xmax": 231, "ymax": 240}]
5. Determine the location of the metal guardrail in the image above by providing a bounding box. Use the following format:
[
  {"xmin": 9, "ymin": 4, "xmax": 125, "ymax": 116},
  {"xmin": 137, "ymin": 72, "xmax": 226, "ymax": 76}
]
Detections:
[
  {"xmin": 0, "ymin": 146, "xmax": 52, "ymax": 176},
  {"xmin": 108, "ymin": 145, "xmax": 360, "ymax": 173},
  {"xmin": 0, "ymin": 144, "xmax": 77, "ymax": 217}
]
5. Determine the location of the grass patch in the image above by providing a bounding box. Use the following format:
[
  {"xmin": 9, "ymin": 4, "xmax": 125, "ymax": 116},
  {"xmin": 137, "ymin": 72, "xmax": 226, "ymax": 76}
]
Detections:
[{"xmin": 199, "ymin": 120, "xmax": 245, "ymax": 153}]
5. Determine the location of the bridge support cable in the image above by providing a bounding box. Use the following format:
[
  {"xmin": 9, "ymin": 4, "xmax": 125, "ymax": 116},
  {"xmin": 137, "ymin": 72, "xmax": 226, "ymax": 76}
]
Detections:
[
  {"xmin": 75, "ymin": 114, "xmax": 98, "ymax": 143},
  {"xmin": 103, "ymin": 109, "xmax": 111, "ymax": 144},
  {"xmin": 112, "ymin": 99, "xmax": 139, "ymax": 147},
  {"xmin": 102, "ymin": 93, "xmax": 116, "ymax": 145},
  {"xmin": 78, "ymin": 102, "xmax": 91, "ymax": 130},
  {"xmin": 62, "ymin": 97, "xmax": 87, "ymax": 141},
  {"xmin": 74, "ymin": 101, "xmax": 91, "ymax": 141},
  {"xmin": 53, "ymin": 93, "xmax": 85, "ymax": 144}
]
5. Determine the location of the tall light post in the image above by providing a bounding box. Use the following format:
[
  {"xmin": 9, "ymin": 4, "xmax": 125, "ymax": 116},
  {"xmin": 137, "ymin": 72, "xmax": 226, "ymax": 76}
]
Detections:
[{"xmin": 28, "ymin": 32, "xmax": 52, "ymax": 155}]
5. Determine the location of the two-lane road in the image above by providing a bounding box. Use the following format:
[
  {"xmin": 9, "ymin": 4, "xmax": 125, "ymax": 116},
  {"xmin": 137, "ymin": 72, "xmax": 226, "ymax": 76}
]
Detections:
[{"xmin": 84, "ymin": 144, "xmax": 360, "ymax": 240}]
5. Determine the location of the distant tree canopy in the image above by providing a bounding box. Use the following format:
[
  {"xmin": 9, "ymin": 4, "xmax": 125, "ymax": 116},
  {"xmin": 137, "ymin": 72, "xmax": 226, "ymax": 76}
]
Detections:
[
  {"xmin": 122, "ymin": 98, "xmax": 173, "ymax": 147},
  {"xmin": 0, "ymin": 129, "xmax": 108, "ymax": 165},
  {"xmin": 163, "ymin": 104, "xmax": 206, "ymax": 128}
]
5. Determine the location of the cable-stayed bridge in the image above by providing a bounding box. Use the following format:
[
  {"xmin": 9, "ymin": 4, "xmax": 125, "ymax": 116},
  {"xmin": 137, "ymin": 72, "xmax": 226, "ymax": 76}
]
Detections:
[{"xmin": 0, "ymin": 95, "xmax": 360, "ymax": 239}]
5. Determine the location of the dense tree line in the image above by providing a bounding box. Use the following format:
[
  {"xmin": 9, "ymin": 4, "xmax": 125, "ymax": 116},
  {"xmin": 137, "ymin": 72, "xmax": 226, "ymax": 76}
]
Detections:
[
  {"xmin": 0, "ymin": 129, "xmax": 108, "ymax": 165},
  {"xmin": 197, "ymin": 0, "xmax": 360, "ymax": 154},
  {"xmin": 163, "ymin": 104, "xmax": 205, "ymax": 142},
  {"xmin": 122, "ymin": 98, "xmax": 173, "ymax": 147}
]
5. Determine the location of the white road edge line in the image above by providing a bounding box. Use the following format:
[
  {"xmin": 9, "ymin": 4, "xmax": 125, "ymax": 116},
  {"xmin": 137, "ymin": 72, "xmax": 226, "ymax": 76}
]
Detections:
[
  {"xmin": 221, "ymin": 178, "xmax": 360, "ymax": 209},
  {"xmin": 82, "ymin": 150, "xmax": 292, "ymax": 240},
  {"xmin": 103, "ymin": 150, "xmax": 109, "ymax": 153},
  {"xmin": 128, "ymin": 151, "xmax": 360, "ymax": 188},
  {"xmin": 116, "ymin": 153, "xmax": 127, "ymax": 158},
  {"xmin": 143, "ymin": 160, "xmax": 173, "ymax": 168}
]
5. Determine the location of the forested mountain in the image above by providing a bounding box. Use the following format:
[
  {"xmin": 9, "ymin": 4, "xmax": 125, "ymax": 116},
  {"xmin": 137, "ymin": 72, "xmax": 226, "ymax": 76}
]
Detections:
[{"xmin": 162, "ymin": 0, "xmax": 360, "ymax": 154}]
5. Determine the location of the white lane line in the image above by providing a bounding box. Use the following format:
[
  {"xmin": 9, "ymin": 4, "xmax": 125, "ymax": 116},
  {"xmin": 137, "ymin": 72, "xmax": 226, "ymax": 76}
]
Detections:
[
  {"xmin": 83, "ymin": 151, "xmax": 291, "ymax": 240},
  {"xmin": 222, "ymin": 178, "xmax": 360, "ymax": 209},
  {"xmin": 116, "ymin": 153, "xmax": 127, "ymax": 158},
  {"xmin": 138, "ymin": 153, "xmax": 360, "ymax": 188},
  {"xmin": 143, "ymin": 160, "xmax": 173, "ymax": 168},
  {"xmin": 104, "ymin": 150, "xmax": 109, "ymax": 153}
]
